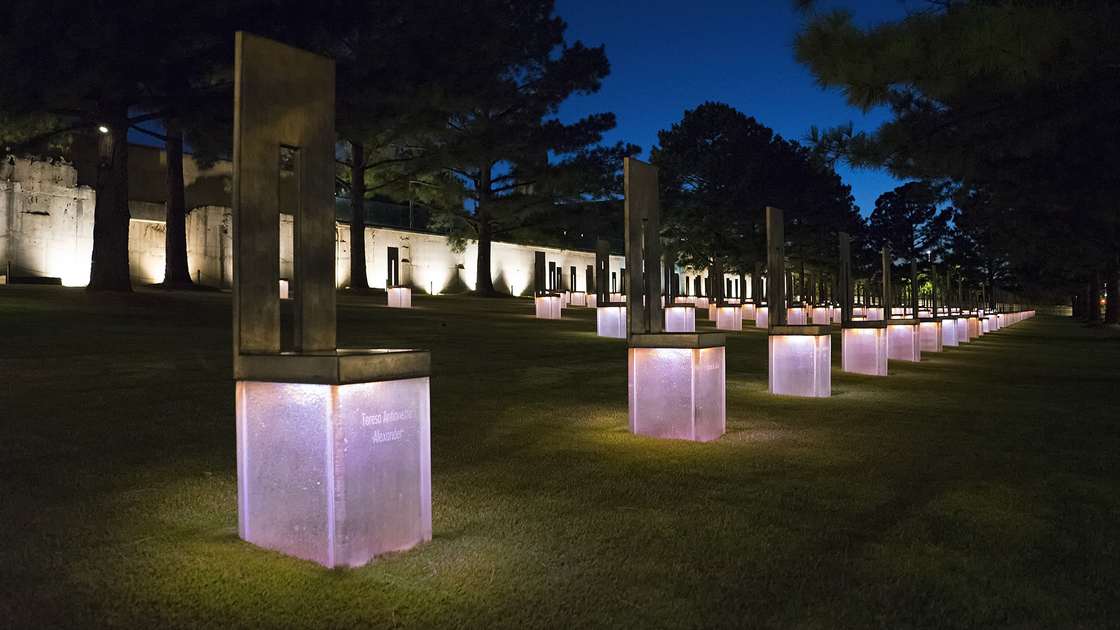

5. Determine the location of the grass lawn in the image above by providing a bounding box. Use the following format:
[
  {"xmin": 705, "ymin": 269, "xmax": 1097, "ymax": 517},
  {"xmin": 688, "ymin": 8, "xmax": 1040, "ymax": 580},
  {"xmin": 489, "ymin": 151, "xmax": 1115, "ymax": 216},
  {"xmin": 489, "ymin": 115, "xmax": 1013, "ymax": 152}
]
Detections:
[{"xmin": 1, "ymin": 285, "xmax": 1118, "ymax": 629}]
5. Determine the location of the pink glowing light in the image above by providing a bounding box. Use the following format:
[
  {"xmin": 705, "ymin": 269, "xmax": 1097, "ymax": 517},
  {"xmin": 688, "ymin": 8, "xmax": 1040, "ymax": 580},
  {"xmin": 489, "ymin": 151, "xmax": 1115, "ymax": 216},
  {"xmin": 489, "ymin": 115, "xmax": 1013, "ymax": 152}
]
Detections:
[
  {"xmin": 715, "ymin": 306, "xmax": 742, "ymax": 331},
  {"xmin": 769, "ymin": 333, "xmax": 830, "ymax": 397},
  {"xmin": 742, "ymin": 302, "xmax": 756, "ymax": 320},
  {"xmin": 388, "ymin": 286, "xmax": 412, "ymax": 308},
  {"xmin": 628, "ymin": 347, "xmax": 725, "ymax": 441},
  {"xmin": 535, "ymin": 295, "xmax": 562, "ymax": 319},
  {"xmin": 919, "ymin": 321, "xmax": 943, "ymax": 352},
  {"xmin": 959, "ymin": 317, "xmax": 972, "ymax": 342},
  {"xmin": 887, "ymin": 323, "xmax": 921, "ymax": 362},
  {"xmin": 842, "ymin": 327, "xmax": 887, "ymax": 376},
  {"xmin": 811, "ymin": 307, "xmax": 830, "ymax": 325},
  {"xmin": 755, "ymin": 306, "xmax": 769, "ymax": 328},
  {"xmin": 236, "ymin": 378, "xmax": 432, "ymax": 568},
  {"xmin": 942, "ymin": 318, "xmax": 960, "ymax": 346},
  {"xmin": 597, "ymin": 305, "xmax": 626, "ymax": 338},
  {"xmin": 664, "ymin": 305, "xmax": 696, "ymax": 333}
]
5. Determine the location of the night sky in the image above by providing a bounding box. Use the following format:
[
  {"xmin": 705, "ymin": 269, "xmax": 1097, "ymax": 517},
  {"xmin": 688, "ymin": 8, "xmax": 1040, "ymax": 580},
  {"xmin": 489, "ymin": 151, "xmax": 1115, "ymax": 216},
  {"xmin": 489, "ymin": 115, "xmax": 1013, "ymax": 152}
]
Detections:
[{"xmin": 555, "ymin": 0, "xmax": 915, "ymax": 215}]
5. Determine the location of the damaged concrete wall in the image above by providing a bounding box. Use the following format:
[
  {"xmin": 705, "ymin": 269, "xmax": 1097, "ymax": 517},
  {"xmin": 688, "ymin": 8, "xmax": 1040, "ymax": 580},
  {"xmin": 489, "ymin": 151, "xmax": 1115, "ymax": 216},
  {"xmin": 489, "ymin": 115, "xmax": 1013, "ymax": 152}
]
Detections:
[{"xmin": 1, "ymin": 156, "xmax": 622, "ymax": 294}]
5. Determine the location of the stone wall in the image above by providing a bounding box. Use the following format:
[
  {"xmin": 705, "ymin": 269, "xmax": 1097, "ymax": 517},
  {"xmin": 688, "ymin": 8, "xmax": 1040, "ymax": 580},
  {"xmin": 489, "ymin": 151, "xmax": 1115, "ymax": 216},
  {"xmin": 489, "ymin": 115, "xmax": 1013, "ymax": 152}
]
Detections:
[{"xmin": 1, "ymin": 156, "xmax": 627, "ymax": 294}]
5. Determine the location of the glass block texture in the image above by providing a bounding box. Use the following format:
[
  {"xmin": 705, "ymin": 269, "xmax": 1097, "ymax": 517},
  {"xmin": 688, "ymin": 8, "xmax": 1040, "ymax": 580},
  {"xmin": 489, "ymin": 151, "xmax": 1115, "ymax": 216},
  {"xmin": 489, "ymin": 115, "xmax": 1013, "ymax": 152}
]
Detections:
[
  {"xmin": 867, "ymin": 308, "xmax": 885, "ymax": 321},
  {"xmin": 388, "ymin": 287, "xmax": 412, "ymax": 308},
  {"xmin": 560, "ymin": 292, "xmax": 570, "ymax": 306},
  {"xmin": 628, "ymin": 347, "xmax": 725, "ymax": 442},
  {"xmin": 535, "ymin": 296, "xmax": 562, "ymax": 319},
  {"xmin": 236, "ymin": 378, "xmax": 432, "ymax": 568},
  {"xmin": 812, "ymin": 307, "xmax": 831, "ymax": 325},
  {"xmin": 279, "ymin": 279, "xmax": 290, "ymax": 300},
  {"xmin": 942, "ymin": 319, "xmax": 959, "ymax": 346},
  {"xmin": 919, "ymin": 321, "xmax": 943, "ymax": 352},
  {"xmin": 831, "ymin": 308, "xmax": 842, "ymax": 324},
  {"xmin": 769, "ymin": 334, "xmax": 831, "ymax": 397},
  {"xmin": 587, "ymin": 294, "xmax": 597, "ymax": 308},
  {"xmin": 597, "ymin": 306, "xmax": 626, "ymax": 338},
  {"xmin": 854, "ymin": 307, "xmax": 866, "ymax": 318},
  {"xmin": 742, "ymin": 303, "xmax": 756, "ymax": 320},
  {"xmin": 695, "ymin": 297, "xmax": 709, "ymax": 311},
  {"xmin": 570, "ymin": 291, "xmax": 587, "ymax": 306},
  {"xmin": 958, "ymin": 318, "xmax": 971, "ymax": 343},
  {"xmin": 982, "ymin": 318, "xmax": 990, "ymax": 333},
  {"xmin": 887, "ymin": 324, "xmax": 921, "ymax": 362},
  {"xmin": 664, "ymin": 306, "xmax": 696, "ymax": 333},
  {"xmin": 969, "ymin": 317, "xmax": 981, "ymax": 338},
  {"xmin": 842, "ymin": 327, "xmax": 887, "ymax": 376},
  {"xmin": 715, "ymin": 306, "xmax": 742, "ymax": 331},
  {"xmin": 755, "ymin": 306, "xmax": 769, "ymax": 328},
  {"xmin": 987, "ymin": 315, "xmax": 999, "ymax": 331},
  {"xmin": 787, "ymin": 308, "xmax": 807, "ymax": 325}
]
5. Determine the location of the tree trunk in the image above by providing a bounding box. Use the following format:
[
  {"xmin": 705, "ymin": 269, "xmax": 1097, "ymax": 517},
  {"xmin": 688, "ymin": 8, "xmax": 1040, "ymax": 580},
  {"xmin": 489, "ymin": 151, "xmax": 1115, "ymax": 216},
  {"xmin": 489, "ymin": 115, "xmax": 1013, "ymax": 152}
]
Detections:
[
  {"xmin": 1087, "ymin": 270, "xmax": 1102, "ymax": 322},
  {"xmin": 349, "ymin": 140, "xmax": 369, "ymax": 292},
  {"xmin": 88, "ymin": 103, "xmax": 132, "ymax": 292},
  {"xmin": 1105, "ymin": 256, "xmax": 1120, "ymax": 325},
  {"xmin": 163, "ymin": 117, "xmax": 192, "ymax": 285},
  {"xmin": 474, "ymin": 165, "xmax": 497, "ymax": 295}
]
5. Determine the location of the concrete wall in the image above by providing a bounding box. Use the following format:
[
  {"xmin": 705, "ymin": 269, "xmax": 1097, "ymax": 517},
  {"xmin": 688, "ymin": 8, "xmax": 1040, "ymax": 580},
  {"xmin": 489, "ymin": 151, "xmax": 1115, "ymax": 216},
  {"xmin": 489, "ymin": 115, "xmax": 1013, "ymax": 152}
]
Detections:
[{"xmin": 1, "ymin": 156, "xmax": 625, "ymax": 294}]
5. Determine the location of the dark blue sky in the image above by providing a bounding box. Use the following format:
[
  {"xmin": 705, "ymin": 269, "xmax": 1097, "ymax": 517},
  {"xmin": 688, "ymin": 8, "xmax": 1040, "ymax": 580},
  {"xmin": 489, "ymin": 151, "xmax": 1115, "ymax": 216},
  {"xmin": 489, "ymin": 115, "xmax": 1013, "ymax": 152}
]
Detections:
[{"xmin": 554, "ymin": 0, "xmax": 914, "ymax": 215}]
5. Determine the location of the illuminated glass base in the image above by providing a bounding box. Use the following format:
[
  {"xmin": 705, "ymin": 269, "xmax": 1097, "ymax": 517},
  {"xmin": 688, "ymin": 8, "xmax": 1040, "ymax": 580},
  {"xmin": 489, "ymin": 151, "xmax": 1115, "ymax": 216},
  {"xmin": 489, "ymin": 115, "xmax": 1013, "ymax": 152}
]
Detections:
[
  {"xmin": 236, "ymin": 378, "xmax": 431, "ymax": 568},
  {"xmin": 787, "ymin": 308, "xmax": 807, "ymax": 325},
  {"xmin": 919, "ymin": 321, "xmax": 943, "ymax": 352},
  {"xmin": 570, "ymin": 291, "xmax": 587, "ymax": 306},
  {"xmin": 958, "ymin": 318, "xmax": 971, "ymax": 343},
  {"xmin": 628, "ymin": 347, "xmax": 725, "ymax": 442},
  {"xmin": 597, "ymin": 305, "xmax": 626, "ymax": 338},
  {"xmin": 665, "ymin": 305, "xmax": 696, "ymax": 333},
  {"xmin": 535, "ymin": 295, "xmax": 562, "ymax": 319},
  {"xmin": 695, "ymin": 297, "xmax": 709, "ymax": 312},
  {"xmin": 942, "ymin": 318, "xmax": 960, "ymax": 347},
  {"xmin": 887, "ymin": 323, "xmax": 921, "ymax": 362},
  {"xmin": 842, "ymin": 327, "xmax": 887, "ymax": 376},
  {"xmin": 812, "ymin": 307, "xmax": 831, "ymax": 325},
  {"xmin": 769, "ymin": 333, "xmax": 831, "ymax": 397},
  {"xmin": 867, "ymin": 308, "xmax": 884, "ymax": 321},
  {"xmin": 280, "ymin": 279, "xmax": 290, "ymax": 300},
  {"xmin": 742, "ymin": 302, "xmax": 756, "ymax": 320},
  {"xmin": 715, "ymin": 306, "xmax": 742, "ymax": 331},
  {"xmin": 587, "ymin": 294, "xmax": 597, "ymax": 308},
  {"xmin": 388, "ymin": 286, "xmax": 412, "ymax": 308},
  {"xmin": 755, "ymin": 306, "xmax": 769, "ymax": 328},
  {"xmin": 968, "ymin": 317, "xmax": 981, "ymax": 338}
]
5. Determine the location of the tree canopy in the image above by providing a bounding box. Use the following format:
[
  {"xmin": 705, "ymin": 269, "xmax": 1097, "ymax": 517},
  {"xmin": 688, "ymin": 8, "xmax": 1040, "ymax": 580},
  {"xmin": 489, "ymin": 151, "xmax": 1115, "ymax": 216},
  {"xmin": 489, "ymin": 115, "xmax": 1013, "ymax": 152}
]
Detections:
[
  {"xmin": 795, "ymin": 0, "xmax": 1120, "ymax": 318},
  {"xmin": 651, "ymin": 101, "xmax": 863, "ymax": 284}
]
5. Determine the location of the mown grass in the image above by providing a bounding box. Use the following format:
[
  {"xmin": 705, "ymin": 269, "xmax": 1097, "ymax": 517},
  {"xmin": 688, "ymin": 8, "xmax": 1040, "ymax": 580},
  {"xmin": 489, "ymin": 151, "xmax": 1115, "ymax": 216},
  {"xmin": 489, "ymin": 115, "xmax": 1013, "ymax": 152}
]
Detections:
[{"xmin": 1, "ymin": 285, "xmax": 1118, "ymax": 629}]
